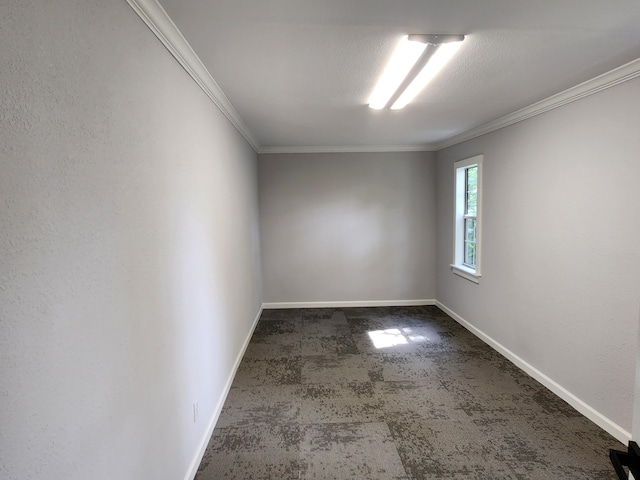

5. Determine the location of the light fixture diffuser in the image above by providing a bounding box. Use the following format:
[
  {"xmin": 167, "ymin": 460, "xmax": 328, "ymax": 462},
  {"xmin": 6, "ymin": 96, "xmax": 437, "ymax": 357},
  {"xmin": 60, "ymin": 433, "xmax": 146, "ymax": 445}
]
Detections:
[
  {"xmin": 368, "ymin": 34, "xmax": 464, "ymax": 110},
  {"xmin": 390, "ymin": 40, "xmax": 463, "ymax": 110},
  {"xmin": 368, "ymin": 36, "xmax": 427, "ymax": 110}
]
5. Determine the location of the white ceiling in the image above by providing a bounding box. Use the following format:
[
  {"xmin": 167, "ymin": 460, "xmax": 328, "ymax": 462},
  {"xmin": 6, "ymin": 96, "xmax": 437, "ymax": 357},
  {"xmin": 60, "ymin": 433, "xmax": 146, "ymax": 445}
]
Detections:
[{"xmin": 156, "ymin": 0, "xmax": 640, "ymax": 151}]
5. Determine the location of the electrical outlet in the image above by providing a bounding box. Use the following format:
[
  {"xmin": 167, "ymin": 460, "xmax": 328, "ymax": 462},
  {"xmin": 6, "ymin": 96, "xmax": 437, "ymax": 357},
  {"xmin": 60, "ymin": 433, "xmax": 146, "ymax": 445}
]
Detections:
[{"xmin": 193, "ymin": 401, "xmax": 199, "ymax": 423}]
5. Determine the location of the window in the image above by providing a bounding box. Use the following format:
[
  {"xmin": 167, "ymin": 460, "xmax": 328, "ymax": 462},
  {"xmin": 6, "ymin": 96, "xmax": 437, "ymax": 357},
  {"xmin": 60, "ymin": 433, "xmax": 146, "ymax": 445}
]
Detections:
[{"xmin": 452, "ymin": 155, "xmax": 483, "ymax": 283}]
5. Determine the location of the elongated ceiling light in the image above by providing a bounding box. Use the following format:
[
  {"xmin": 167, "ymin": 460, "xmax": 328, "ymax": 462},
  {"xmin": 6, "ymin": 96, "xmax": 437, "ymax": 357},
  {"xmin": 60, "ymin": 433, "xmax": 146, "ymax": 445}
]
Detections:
[{"xmin": 368, "ymin": 34, "xmax": 464, "ymax": 110}]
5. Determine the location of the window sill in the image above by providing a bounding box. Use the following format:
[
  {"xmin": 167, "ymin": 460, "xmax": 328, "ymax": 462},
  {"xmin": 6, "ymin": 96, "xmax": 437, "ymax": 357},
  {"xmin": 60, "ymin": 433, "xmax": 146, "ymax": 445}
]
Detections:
[{"xmin": 450, "ymin": 264, "xmax": 481, "ymax": 284}]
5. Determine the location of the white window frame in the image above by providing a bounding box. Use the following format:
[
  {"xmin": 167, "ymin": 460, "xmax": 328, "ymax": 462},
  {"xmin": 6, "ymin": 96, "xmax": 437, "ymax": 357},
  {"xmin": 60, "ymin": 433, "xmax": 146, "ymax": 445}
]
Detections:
[{"xmin": 451, "ymin": 155, "xmax": 483, "ymax": 283}]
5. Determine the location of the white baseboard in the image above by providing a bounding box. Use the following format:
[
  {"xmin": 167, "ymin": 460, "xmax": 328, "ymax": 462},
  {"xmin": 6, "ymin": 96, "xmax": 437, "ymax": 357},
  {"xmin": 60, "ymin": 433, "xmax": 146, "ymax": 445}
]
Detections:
[
  {"xmin": 435, "ymin": 301, "xmax": 631, "ymax": 445},
  {"xmin": 262, "ymin": 299, "xmax": 436, "ymax": 309},
  {"xmin": 183, "ymin": 306, "xmax": 263, "ymax": 480}
]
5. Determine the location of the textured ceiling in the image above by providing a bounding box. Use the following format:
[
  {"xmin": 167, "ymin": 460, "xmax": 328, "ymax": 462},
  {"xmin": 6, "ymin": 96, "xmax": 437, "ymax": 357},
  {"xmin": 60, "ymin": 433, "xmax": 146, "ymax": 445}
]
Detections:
[{"xmin": 157, "ymin": 0, "xmax": 640, "ymax": 151}]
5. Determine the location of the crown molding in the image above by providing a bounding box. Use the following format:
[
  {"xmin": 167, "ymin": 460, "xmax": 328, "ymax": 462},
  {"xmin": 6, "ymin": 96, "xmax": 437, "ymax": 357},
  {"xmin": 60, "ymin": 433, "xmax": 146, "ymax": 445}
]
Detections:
[
  {"xmin": 125, "ymin": 0, "xmax": 260, "ymax": 152},
  {"xmin": 434, "ymin": 57, "xmax": 640, "ymax": 150},
  {"xmin": 258, "ymin": 144, "xmax": 437, "ymax": 155}
]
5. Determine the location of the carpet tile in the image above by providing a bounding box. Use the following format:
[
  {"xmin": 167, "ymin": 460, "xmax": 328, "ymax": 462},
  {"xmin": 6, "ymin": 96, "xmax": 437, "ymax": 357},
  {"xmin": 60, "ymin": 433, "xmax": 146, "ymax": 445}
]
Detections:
[{"xmin": 195, "ymin": 306, "xmax": 621, "ymax": 479}]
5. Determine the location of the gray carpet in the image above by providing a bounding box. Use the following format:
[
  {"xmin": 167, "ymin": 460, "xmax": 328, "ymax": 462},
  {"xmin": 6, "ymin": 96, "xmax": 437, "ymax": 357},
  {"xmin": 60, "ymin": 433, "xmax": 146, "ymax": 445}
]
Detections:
[{"xmin": 195, "ymin": 306, "xmax": 621, "ymax": 479}]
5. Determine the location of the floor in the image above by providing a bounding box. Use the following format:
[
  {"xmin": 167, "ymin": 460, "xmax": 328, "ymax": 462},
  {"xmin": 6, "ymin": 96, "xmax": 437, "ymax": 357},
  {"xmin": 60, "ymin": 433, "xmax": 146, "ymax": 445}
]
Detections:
[{"xmin": 195, "ymin": 306, "xmax": 621, "ymax": 479}]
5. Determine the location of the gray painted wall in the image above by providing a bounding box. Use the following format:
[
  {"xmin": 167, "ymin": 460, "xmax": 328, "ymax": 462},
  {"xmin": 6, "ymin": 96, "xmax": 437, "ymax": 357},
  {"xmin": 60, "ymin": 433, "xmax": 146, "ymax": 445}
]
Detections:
[
  {"xmin": 0, "ymin": 1, "xmax": 262, "ymax": 479},
  {"xmin": 259, "ymin": 152, "xmax": 437, "ymax": 303},
  {"xmin": 435, "ymin": 78, "xmax": 640, "ymax": 434}
]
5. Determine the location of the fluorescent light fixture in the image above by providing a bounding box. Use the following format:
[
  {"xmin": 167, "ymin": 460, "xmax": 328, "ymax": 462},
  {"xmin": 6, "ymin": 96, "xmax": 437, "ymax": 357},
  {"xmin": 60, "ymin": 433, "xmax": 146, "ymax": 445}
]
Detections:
[
  {"xmin": 368, "ymin": 36, "xmax": 427, "ymax": 110},
  {"xmin": 368, "ymin": 34, "xmax": 464, "ymax": 110},
  {"xmin": 391, "ymin": 41, "xmax": 463, "ymax": 110}
]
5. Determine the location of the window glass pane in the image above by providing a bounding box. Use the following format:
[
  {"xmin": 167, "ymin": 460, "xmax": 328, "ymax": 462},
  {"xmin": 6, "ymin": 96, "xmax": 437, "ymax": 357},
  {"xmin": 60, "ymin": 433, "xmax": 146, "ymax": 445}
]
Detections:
[
  {"xmin": 466, "ymin": 192, "xmax": 477, "ymax": 216},
  {"xmin": 464, "ymin": 241, "xmax": 476, "ymax": 267},
  {"xmin": 464, "ymin": 217, "xmax": 476, "ymax": 267},
  {"xmin": 465, "ymin": 166, "xmax": 477, "ymax": 216},
  {"xmin": 466, "ymin": 166, "xmax": 477, "ymax": 190},
  {"xmin": 465, "ymin": 218, "xmax": 476, "ymax": 242}
]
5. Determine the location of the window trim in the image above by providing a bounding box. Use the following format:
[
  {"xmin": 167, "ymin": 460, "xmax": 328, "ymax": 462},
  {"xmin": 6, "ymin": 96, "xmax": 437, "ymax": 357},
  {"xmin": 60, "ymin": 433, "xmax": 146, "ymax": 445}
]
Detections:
[{"xmin": 451, "ymin": 155, "xmax": 483, "ymax": 283}]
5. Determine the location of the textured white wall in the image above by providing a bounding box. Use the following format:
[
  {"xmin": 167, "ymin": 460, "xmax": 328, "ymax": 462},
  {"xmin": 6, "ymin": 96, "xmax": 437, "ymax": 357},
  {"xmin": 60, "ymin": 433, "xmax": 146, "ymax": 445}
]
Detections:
[
  {"xmin": 436, "ymin": 78, "xmax": 640, "ymax": 434},
  {"xmin": 0, "ymin": 1, "xmax": 262, "ymax": 479},
  {"xmin": 259, "ymin": 152, "xmax": 437, "ymax": 303}
]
